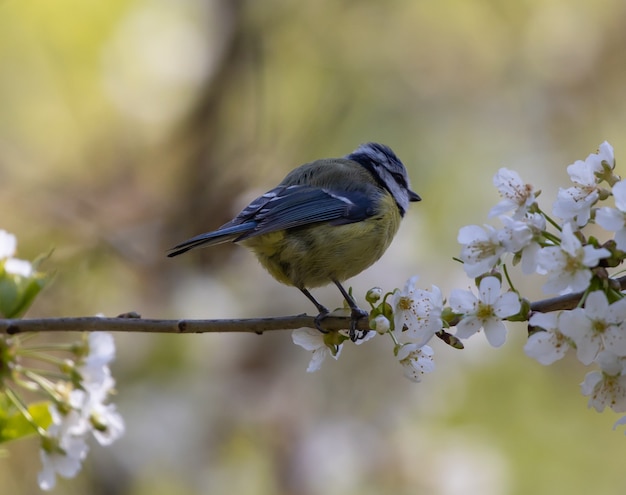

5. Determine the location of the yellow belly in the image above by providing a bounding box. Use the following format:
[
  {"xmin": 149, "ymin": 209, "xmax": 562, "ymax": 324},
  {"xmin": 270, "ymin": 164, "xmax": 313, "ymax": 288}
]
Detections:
[{"xmin": 241, "ymin": 196, "xmax": 401, "ymax": 289}]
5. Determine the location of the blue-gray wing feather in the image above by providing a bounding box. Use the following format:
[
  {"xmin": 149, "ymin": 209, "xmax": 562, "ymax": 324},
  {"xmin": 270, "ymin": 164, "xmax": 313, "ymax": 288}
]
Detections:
[
  {"xmin": 232, "ymin": 185, "xmax": 377, "ymax": 240},
  {"xmin": 168, "ymin": 184, "xmax": 378, "ymax": 256}
]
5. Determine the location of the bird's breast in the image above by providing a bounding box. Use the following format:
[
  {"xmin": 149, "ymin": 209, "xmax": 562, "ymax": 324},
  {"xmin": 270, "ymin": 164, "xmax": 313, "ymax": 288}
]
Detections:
[{"xmin": 241, "ymin": 193, "xmax": 402, "ymax": 289}]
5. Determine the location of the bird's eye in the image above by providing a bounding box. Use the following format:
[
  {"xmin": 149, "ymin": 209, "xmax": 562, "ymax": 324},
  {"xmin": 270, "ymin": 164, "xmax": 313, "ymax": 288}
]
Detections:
[{"xmin": 392, "ymin": 172, "xmax": 406, "ymax": 186}]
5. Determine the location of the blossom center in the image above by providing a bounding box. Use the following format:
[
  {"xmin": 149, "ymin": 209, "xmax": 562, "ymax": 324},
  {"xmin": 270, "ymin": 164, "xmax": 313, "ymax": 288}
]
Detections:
[
  {"xmin": 397, "ymin": 296, "xmax": 413, "ymax": 311},
  {"xmin": 476, "ymin": 302, "xmax": 495, "ymax": 320},
  {"xmin": 563, "ymin": 253, "xmax": 583, "ymax": 274},
  {"xmin": 471, "ymin": 241, "xmax": 499, "ymax": 259},
  {"xmin": 592, "ymin": 319, "xmax": 608, "ymax": 335}
]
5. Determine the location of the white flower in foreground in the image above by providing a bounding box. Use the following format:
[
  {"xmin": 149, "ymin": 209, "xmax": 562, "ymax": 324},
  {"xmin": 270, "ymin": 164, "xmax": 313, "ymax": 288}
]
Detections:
[
  {"xmin": 0, "ymin": 229, "xmax": 17, "ymax": 259},
  {"xmin": 292, "ymin": 328, "xmax": 343, "ymax": 372},
  {"xmin": 498, "ymin": 216, "xmax": 533, "ymax": 252},
  {"xmin": 80, "ymin": 379, "xmax": 125, "ymax": 446},
  {"xmin": 458, "ymin": 224, "xmax": 505, "ymax": 278},
  {"xmin": 524, "ymin": 312, "xmax": 571, "ymax": 365},
  {"xmin": 449, "ymin": 276, "xmax": 521, "ymax": 348},
  {"xmin": 489, "ymin": 168, "xmax": 536, "ymax": 219},
  {"xmin": 0, "ymin": 229, "xmax": 33, "ymax": 277},
  {"xmin": 392, "ymin": 277, "xmax": 443, "ymax": 347},
  {"xmin": 589, "ymin": 140, "xmax": 615, "ymax": 172},
  {"xmin": 581, "ymin": 352, "xmax": 626, "ymax": 413},
  {"xmin": 38, "ymin": 332, "xmax": 125, "ymax": 490},
  {"xmin": 397, "ymin": 344, "xmax": 435, "ymax": 382},
  {"xmin": 4, "ymin": 258, "xmax": 33, "ymax": 277},
  {"xmin": 559, "ymin": 292, "xmax": 626, "ymax": 365},
  {"xmin": 536, "ymin": 223, "xmax": 609, "ymax": 294},
  {"xmin": 596, "ymin": 180, "xmax": 626, "ymax": 251},
  {"xmin": 77, "ymin": 332, "xmax": 116, "ymax": 387},
  {"xmin": 498, "ymin": 213, "xmax": 546, "ymax": 274},
  {"xmin": 85, "ymin": 332, "xmax": 116, "ymax": 366},
  {"xmin": 552, "ymin": 145, "xmax": 612, "ymax": 227},
  {"xmin": 38, "ymin": 434, "xmax": 89, "ymax": 491},
  {"xmin": 38, "ymin": 406, "xmax": 90, "ymax": 491}
]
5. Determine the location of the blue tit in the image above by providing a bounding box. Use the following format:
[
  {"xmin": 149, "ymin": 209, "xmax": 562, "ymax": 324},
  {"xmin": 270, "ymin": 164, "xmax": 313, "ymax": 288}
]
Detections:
[{"xmin": 168, "ymin": 142, "xmax": 420, "ymax": 338}]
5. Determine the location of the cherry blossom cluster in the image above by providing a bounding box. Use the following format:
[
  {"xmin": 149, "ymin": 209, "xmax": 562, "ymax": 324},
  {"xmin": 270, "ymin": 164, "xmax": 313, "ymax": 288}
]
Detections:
[
  {"xmin": 0, "ymin": 230, "xmax": 124, "ymax": 490},
  {"xmin": 293, "ymin": 141, "xmax": 626, "ymax": 430},
  {"xmin": 1, "ymin": 330, "xmax": 125, "ymax": 490},
  {"xmin": 36, "ymin": 332, "xmax": 125, "ymax": 490}
]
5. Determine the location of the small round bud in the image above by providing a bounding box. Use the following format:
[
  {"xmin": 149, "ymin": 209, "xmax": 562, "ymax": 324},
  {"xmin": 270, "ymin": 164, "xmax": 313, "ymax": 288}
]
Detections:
[
  {"xmin": 371, "ymin": 315, "xmax": 390, "ymax": 334},
  {"xmin": 366, "ymin": 287, "xmax": 383, "ymax": 304}
]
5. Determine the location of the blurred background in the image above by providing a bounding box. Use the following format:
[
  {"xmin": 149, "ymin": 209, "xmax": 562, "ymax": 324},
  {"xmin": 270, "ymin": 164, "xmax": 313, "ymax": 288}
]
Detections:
[{"xmin": 2, "ymin": 0, "xmax": 626, "ymax": 493}]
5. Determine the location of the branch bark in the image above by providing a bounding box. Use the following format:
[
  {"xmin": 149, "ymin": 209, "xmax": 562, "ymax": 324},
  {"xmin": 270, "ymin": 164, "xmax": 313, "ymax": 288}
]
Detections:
[
  {"xmin": 0, "ymin": 314, "xmax": 366, "ymax": 335},
  {"xmin": 2, "ymin": 275, "xmax": 625, "ymax": 335}
]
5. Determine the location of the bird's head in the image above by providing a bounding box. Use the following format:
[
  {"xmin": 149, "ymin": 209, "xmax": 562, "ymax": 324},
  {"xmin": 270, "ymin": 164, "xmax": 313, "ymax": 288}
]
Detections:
[{"xmin": 346, "ymin": 142, "xmax": 420, "ymax": 216}]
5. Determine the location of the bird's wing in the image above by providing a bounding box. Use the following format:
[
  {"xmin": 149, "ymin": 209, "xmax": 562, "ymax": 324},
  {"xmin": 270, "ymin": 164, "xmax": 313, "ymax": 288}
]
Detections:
[
  {"xmin": 233, "ymin": 184, "xmax": 377, "ymax": 240},
  {"xmin": 166, "ymin": 223, "xmax": 254, "ymax": 256}
]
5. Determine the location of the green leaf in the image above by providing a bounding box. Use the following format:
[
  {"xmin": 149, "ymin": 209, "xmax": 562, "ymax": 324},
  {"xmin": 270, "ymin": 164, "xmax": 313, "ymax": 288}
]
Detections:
[
  {"xmin": 0, "ymin": 269, "xmax": 49, "ymax": 318},
  {"xmin": 0, "ymin": 400, "xmax": 52, "ymax": 444}
]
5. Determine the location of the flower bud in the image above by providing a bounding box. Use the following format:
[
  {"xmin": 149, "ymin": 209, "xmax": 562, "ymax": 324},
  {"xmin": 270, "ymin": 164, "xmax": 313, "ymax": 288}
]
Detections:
[
  {"xmin": 365, "ymin": 287, "xmax": 383, "ymax": 304},
  {"xmin": 371, "ymin": 315, "xmax": 390, "ymax": 334}
]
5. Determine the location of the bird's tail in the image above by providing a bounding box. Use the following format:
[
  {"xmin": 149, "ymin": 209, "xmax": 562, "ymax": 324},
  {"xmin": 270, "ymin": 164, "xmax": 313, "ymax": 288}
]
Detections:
[{"xmin": 167, "ymin": 223, "xmax": 254, "ymax": 257}]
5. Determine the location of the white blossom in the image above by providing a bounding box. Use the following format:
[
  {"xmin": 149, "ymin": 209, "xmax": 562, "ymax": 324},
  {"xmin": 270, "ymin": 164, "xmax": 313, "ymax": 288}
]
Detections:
[
  {"xmin": 392, "ymin": 277, "xmax": 443, "ymax": 347},
  {"xmin": 0, "ymin": 230, "xmax": 17, "ymax": 259},
  {"xmin": 4, "ymin": 258, "xmax": 33, "ymax": 277},
  {"xmin": 292, "ymin": 328, "xmax": 342, "ymax": 372},
  {"xmin": 77, "ymin": 332, "xmax": 116, "ymax": 387},
  {"xmin": 552, "ymin": 143, "xmax": 613, "ymax": 226},
  {"xmin": 589, "ymin": 141, "xmax": 615, "ymax": 172},
  {"xmin": 524, "ymin": 311, "xmax": 571, "ymax": 365},
  {"xmin": 37, "ymin": 333, "xmax": 124, "ymax": 490},
  {"xmin": 498, "ymin": 216, "xmax": 533, "ymax": 252},
  {"xmin": 489, "ymin": 168, "xmax": 536, "ymax": 219},
  {"xmin": 498, "ymin": 213, "xmax": 546, "ymax": 274},
  {"xmin": 80, "ymin": 378, "xmax": 125, "ymax": 446},
  {"xmin": 38, "ymin": 435, "xmax": 89, "ymax": 490},
  {"xmin": 581, "ymin": 352, "xmax": 626, "ymax": 413},
  {"xmin": 38, "ymin": 405, "xmax": 90, "ymax": 491},
  {"xmin": 458, "ymin": 224, "xmax": 505, "ymax": 278},
  {"xmin": 536, "ymin": 223, "xmax": 609, "ymax": 294},
  {"xmin": 0, "ymin": 229, "xmax": 33, "ymax": 277},
  {"xmin": 596, "ymin": 180, "xmax": 626, "ymax": 251},
  {"xmin": 559, "ymin": 292, "xmax": 626, "ymax": 365},
  {"xmin": 397, "ymin": 344, "xmax": 435, "ymax": 382},
  {"xmin": 553, "ymin": 187, "xmax": 597, "ymax": 228},
  {"xmin": 449, "ymin": 276, "xmax": 521, "ymax": 347}
]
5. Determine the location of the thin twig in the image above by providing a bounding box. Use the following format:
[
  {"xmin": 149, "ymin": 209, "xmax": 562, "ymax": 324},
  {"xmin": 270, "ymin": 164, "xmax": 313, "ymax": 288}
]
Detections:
[
  {"xmin": 2, "ymin": 275, "xmax": 625, "ymax": 335},
  {"xmin": 0, "ymin": 314, "xmax": 370, "ymax": 335}
]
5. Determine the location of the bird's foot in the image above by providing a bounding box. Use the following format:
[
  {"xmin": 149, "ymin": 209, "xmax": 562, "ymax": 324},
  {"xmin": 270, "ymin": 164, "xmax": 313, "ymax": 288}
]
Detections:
[
  {"xmin": 313, "ymin": 307, "xmax": 330, "ymax": 333},
  {"xmin": 313, "ymin": 304, "xmax": 369, "ymax": 342},
  {"xmin": 349, "ymin": 307, "xmax": 370, "ymax": 342}
]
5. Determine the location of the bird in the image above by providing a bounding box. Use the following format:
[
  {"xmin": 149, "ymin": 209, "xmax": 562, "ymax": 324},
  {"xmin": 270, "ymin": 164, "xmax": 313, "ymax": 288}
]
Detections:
[{"xmin": 168, "ymin": 142, "xmax": 420, "ymax": 339}]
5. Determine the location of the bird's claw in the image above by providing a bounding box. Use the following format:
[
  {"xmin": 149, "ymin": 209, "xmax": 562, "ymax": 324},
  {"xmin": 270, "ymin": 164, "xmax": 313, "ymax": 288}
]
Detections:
[
  {"xmin": 314, "ymin": 306, "xmax": 370, "ymax": 342},
  {"xmin": 349, "ymin": 307, "xmax": 369, "ymax": 342},
  {"xmin": 313, "ymin": 308, "xmax": 330, "ymax": 333}
]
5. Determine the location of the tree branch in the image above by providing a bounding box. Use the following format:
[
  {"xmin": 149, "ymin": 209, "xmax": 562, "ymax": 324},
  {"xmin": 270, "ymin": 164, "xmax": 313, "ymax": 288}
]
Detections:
[
  {"xmin": 0, "ymin": 313, "xmax": 368, "ymax": 335},
  {"xmin": 2, "ymin": 275, "xmax": 625, "ymax": 335}
]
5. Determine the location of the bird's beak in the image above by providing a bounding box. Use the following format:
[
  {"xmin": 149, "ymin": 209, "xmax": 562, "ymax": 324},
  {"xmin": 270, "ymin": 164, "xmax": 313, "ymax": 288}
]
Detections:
[{"xmin": 409, "ymin": 190, "xmax": 421, "ymax": 202}]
